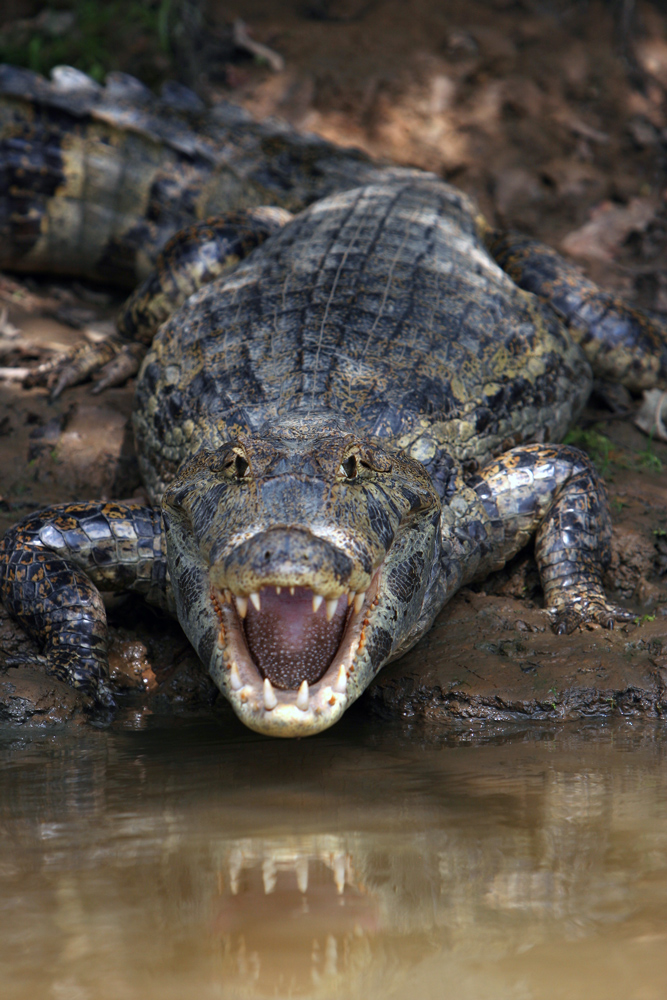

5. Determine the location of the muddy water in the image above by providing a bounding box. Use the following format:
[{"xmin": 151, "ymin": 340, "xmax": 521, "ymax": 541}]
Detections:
[{"xmin": 1, "ymin": 716, "xmax": 666, "ymax": 1000}]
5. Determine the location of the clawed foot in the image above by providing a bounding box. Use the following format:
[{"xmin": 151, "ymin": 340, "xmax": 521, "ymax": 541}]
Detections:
[
  {"xmin": 24, "ymin": 338, "xmax": 145, "ymax": 399},
  {"xmin": 548, "ymin": 595, "xmax": 635, "ymax": 634}
]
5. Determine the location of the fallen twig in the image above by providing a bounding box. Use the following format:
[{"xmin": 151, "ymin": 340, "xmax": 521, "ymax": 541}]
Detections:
[{"xmin": 233, "ymin": 19, "xmax": 285, "ymax": 72}]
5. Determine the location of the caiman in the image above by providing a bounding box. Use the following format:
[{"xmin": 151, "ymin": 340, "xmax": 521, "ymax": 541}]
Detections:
[{"xmin": 1, "ymin": 65, "xmax": 666, "ymax": 736}]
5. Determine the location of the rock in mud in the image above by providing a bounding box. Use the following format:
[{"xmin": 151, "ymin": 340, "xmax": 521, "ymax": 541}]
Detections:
[{"xmin": 0, "ymin": 667, "xmax": 87, "ymax": 724}]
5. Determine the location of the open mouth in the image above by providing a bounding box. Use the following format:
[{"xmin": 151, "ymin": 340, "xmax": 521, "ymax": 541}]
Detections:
[{"xmin": 210, "ymin": 571, "xmax": 380, "ymax": 733}]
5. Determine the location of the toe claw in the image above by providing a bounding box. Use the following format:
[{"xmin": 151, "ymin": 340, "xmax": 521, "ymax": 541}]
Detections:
[
  {"xmin": 550, "ymin": 593, "xmax": 632, "ymax": 635},
  {"xmin": 25, "ymin": 338, "xmax": 128, "ymax": 400},
  {"xmin": 91, "ymin": 343, "xmax": 145, "ymax": 394}
]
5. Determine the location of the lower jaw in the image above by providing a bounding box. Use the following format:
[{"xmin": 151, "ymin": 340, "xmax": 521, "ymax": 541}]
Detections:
[{"xmin": 210, "ymin": 572, "xmax": 381, "ymax": 737}]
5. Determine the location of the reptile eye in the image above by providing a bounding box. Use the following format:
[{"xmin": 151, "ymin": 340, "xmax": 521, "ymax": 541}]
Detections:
[
  {"xmin": 219, "ymin": 450, "xmax": 250, "ymax": 479},
  {"xmin": 340, "ymin": 455, "xmax": 358, "ymax": 480},
  {"xmin": 234, "ymin": 454, "xmax": 249, "ymax": 479}
]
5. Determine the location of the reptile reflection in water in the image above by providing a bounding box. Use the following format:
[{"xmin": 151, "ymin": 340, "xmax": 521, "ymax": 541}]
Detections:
[{"xmin": 1, "ymin": 721, "xmax": 666, "ymax": 999}]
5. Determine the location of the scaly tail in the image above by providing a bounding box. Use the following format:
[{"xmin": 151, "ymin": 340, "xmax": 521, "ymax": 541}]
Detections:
[{"xmin": 0, "ymin": 64, "xmax": 414, "ymax": 286}]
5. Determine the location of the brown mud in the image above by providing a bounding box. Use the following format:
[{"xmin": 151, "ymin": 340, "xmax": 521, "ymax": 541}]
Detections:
[{"xmin": 2, "ymin": 0, "xmax": 667, "ymax": 726}]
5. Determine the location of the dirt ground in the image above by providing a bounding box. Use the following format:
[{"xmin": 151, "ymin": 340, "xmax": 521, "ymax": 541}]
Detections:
[{"xmin": 2, "ymin": 0, "xmax": 667, "ymax": 726}]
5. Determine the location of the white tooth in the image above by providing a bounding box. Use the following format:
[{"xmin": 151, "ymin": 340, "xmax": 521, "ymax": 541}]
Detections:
[
  {"xmin": 263, "ymin": 677, "xmax": 278, "ymax": 711},
  {"xmin": 325, "ymin": 935, "xmax": 337, "ymax": 977},
  {"xmin": 236, "ymin": 595, "xmax": 248, "ymax": 618},
  {"xmin": 230, "ymin": 662, "xmax": 243, "ymax": 691},
  {"xmin": 333, "ymin": 855, "xmax": 346, "ymax": 895},
  {"xmin": 262, "ymin": 857, "xmax": 277, "ymax": 895},
  {"xmin": 275, "ymin": 586, "xmax": 281, "ymax": 594},
  {"xmin": 354, "ymin": 591, "xmax": 366, "ymax": 613},
  {"xmin": 346, "ymin": 590, "xmax": 353, "ymax": 605},
  {"xmin": 296, "ymin": 857, "xmax": 308, "ymax": 894},
  {"xmin": 229, "ymin": 849, "xmax": 243, "ymax": 895},
  {"xmin": 326, "ymin": 597, "xmax": 339, "ymax": 621},
  {"xmin": 249, "ymin": 591, "xmax": 261, "ymax": 611},
  {"xmin": 224, "ymin": 589, "xmax": 232, "ymax": 602},
  {"xmin": 312, "ymin": 594, "xmax": 324, "ymax": 613},
  {"xmin": 333, "ymin": 664, "xmax": 347, "ymax": 693},
  {"xmin": 290, "ymin": 587, "xmax": 295, "ymax": 596},
  {"xmin": 296, "ymin": 680, "xmax": 309, "ymax": 711}
]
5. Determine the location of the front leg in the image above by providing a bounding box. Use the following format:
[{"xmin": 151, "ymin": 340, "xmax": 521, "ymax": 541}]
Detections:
[
  {"xmin": 0, "ymin": 503, "xmax": 168, "ymax": 705},
  {"xmin": 470, "ymin": 444, "xmax": 634, "ymax": 632}
]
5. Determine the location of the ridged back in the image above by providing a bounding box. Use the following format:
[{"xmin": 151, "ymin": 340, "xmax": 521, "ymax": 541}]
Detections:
[{"xmin": 134, "ymin": 177, "xmax": 592, "ymax": 501}]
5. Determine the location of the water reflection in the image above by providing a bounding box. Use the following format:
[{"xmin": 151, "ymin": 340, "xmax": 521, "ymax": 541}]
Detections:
[{"xmin": 0, "ymin": 718, "xmax": 666, "ymax": 1000}]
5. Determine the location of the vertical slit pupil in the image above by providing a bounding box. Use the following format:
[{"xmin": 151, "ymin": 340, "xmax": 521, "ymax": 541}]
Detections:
[
  {"xmin": 342, "ymin": 456, "xmax": 357, "ymax": 479},
  {"xmin": 235, "ymin": 454, "xmax": 248, "ymax": 478}
]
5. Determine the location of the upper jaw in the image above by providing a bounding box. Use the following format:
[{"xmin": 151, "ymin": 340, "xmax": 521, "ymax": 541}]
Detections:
[{"xmin": 208, "ymin": 569, "xmax": 382, "ymax": 737}]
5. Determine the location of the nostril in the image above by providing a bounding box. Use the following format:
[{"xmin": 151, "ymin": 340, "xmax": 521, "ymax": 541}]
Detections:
[{"xmin": 264, "ymin": 551, "xmax": 271, "ymax": 561}]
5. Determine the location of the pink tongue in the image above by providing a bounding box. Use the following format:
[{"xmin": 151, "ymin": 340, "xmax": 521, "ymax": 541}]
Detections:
[{"xmin": 243, "ymin": 587, "xmax": 349, "ymax": 689}]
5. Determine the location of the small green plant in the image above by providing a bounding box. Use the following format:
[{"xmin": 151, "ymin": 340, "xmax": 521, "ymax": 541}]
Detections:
[
  {"xmin": 0, "ymin": 1, "xmax": 177, "ymax": 87},
  {"xmin": 634, "ymin": 613, "xmax": 657, "ymax": 626},
  {"xmin": 637, "ymin": 433, "xmax": 663, "ymax": 473},
  {"xmin": 564, "ymin": 426, "xmax": 615, "ymax": 476}
]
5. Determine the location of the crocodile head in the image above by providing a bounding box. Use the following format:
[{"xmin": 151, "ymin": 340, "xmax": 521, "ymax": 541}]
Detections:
[{"xmin": 161, "ymin": 414, "xmax": 441, "ymax": 736}]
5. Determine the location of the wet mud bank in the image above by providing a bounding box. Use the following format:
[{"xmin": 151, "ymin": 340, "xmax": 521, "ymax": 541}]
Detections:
[{"xmin": 367, "ymin": 589, "xmax": 667, "ymax": 725}]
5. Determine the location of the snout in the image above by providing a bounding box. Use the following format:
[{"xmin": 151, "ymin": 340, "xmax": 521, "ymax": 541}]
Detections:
[
  {"xmin": 207, "ymin": 526, "xmax": 378, "ymax": 692},
  {"xmin": 211, "ymin": 527, "xmax": 361, "ymax": 597}
]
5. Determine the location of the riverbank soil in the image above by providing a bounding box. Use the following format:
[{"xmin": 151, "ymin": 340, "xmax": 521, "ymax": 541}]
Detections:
[{"xmin": 2, "ymin": 0, "xmax": 667, "ymax": 724}]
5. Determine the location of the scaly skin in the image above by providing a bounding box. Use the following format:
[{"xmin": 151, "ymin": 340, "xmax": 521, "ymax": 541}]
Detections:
[
  {"xmin": 0, "ymin": 64, "xmax": 416, "ymax": 286},
  {"xmin": 133, "ymin": 178, "xmax": 592, "ymax": 499},
  {"xmin": 0, "ymin": 503, "xmax": 168, "ymax": 706},
  {"xmin": 1, "ymin": 69, "xmax": 661, "ymax": 735},
  {"xmin": 486, "ymin": 229, "xmax": 667, "ymax": 390}
]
